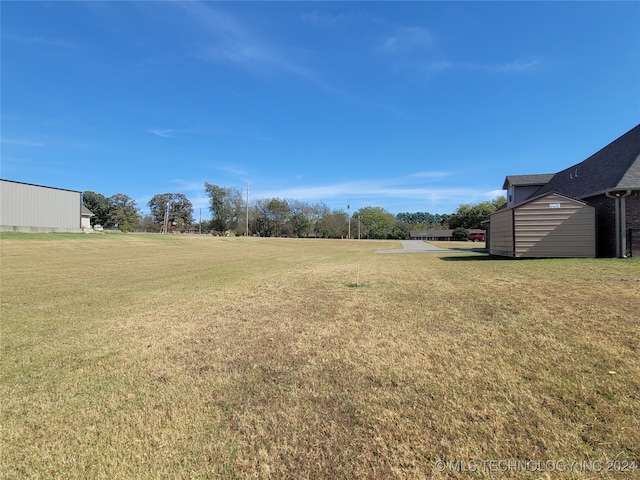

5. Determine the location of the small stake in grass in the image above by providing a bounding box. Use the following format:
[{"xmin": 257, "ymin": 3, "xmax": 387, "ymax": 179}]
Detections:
[{"xmin": 348, "ymin": 265, "xmax": 362, "ymax": 288}]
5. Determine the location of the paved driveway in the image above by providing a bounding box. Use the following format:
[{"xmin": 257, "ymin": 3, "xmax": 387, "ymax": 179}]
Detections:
[{"xmin": 376, "ymin": 240, "xmax": 454, "ymax": 254}]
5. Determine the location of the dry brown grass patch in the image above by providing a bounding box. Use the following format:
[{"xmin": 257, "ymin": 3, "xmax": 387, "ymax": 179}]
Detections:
[{"xmin": 2, "ymin": 234, "xmax": 639, "ymax": 478}]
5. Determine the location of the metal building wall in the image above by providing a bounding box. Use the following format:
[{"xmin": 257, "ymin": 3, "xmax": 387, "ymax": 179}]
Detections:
[
  {"xmin": 489, "ymin": 208, "xmax": 514, "ymax": 257},
  {"xmin": 513, "ymin": 193, "xmax": 595, "ymax": 258},
  {"xmin": 490, "ymin": 192, "xmax": 596, "ymax": 258},
  {"xmin": 0, "ymin": 180, "xmax": 82, "ymax": 232}
]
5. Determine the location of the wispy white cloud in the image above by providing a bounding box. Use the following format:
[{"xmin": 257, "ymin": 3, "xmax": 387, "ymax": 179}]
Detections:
[
  {"xmin": 1, "ymin": 138, "xmax": 45, "ymax": 147},
  {"xmin": 204, "ymin": 162, "xmax": 248, "ymax": 179},
  {"xmin": 3, "ymin": 32, "xmax": 78, "ymax": 50},
  {"xmin": 408, "ymin": 171, "xmax": 451, "ymax": 179},
  {"xmin": 147, "ymin": 122, "xmax": 260, "ymax": 142},
  {"xmin": 380, "ymin": 26, "xmax": 434, "ymax": 53},
  {"xmin": 0, "ymin": 155, "xmax": 33, "ymax": 165},
  {"xmin": 301, "ymin": 9, "xmax": 374, "ymax": 28},
  {"xmin": 253, "ymin": 177, "xmax": 498, "ymax": 213},
  {"xmin": 376, "ymin": 21, "xmax": 539, "ymax": 78},
  {"xmin": 164, "ymin": 4, "xmax": 408, "ymax": 115},
  {"xmin": 427, "ymin": 60, "xmax": 453, "ymax": 74},
  {"xmin": 490, "ymin": 59, "xmax": 540, "ymax": 73},
  {"xmin": 427, "ymin": 58, "xmax": 540, "ymax": 74},
  {"xmin": 256, "ymin": 180, "xmax": 453, "ymax": 203},
  {"xmin": 138, "ymin": 171, "xmax": 502, "ymax": 219},
  {"xmin": 248, "ymin": 171, "xmax": 498, "ymax": 211},
  {"xmin": 173, "ymin": 2, "xmax": 335, "ymax": 92},
  {"xmin": 166, "ymin": 179, "xmax": 207, "ymax": 193},
  {"xmin": 302, "ymin": 10, "xmax": 351, "ymax": 26},
  {"xmin": 486, "ymin": 189, "xmax": 505, "ymax": 199},
  {"xmin": 171, "ymin": 2, "xmax": 277, "ymax": 68},
  {"xmin": 147, "ymin": 129, "xmax": 182, "ymax": 138}
]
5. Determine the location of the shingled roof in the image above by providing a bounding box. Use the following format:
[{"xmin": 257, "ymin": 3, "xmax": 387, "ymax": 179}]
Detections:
[
  {"xmin": 502, "ymin": 174, "xmax": 554, "ymax": 190},
  {"xmin": 81, "ymin": 205, "xmax": 94, "ymax": 216},
  {"xmin": 533, "ymin": 124, "xmax": 640, "ymax": 199}
]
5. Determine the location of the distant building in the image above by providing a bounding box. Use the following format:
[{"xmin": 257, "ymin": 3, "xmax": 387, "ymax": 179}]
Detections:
[
  {"xmin": 81, "ymin": 205, "xmax": 95, "ymax": 230},
  {"xmin": 1, "ymin": 179, "xmax": 85, "ymax": 233},
  {"xmin": 410, "ymin": 229, "xmax": 485, "ymax": 241}
]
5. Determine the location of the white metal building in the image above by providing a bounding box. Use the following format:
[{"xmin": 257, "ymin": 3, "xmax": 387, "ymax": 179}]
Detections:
[{"xmin": 0, "ymin": 179, "xmax": 83, "ymax": 233}]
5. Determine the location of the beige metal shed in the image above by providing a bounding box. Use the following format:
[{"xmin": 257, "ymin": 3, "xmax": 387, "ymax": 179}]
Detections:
[{"xmin": 489, "ymin": 192, "xmax": 595, "ymax": 258}]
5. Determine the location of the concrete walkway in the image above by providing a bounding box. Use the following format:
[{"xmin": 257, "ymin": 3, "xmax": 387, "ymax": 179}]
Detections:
[{"xmin": 376, "ymin": 240, "xmax": 454, "ymax": 254}]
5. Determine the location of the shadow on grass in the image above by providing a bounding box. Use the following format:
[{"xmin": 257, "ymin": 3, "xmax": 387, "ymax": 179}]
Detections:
[
  {"xmin": 447, "ymin": 247, "xmax": 488, "ymax": 253},
  {"xmin": 439, "ymin": 253, "xmax": 513, "ymax": 262}
]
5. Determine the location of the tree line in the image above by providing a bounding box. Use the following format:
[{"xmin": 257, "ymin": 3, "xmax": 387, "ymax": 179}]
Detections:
[{"xmin": 82, "ymin": 184, "xmax": 506, "ymax": 239}]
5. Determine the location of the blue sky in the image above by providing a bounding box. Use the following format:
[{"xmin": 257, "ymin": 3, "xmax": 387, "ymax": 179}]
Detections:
[{"xmin": 2, "ymin": 1, "xmax": 639, "ymax": 219}]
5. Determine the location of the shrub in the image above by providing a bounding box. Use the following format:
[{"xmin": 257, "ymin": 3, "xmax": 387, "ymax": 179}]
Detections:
[{"xmin": 451, "ymin": 227, "xmax": 469, "ymax": 241}]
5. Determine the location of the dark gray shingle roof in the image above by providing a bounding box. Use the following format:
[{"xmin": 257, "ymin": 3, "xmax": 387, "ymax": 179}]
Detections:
[
  {"xmin": 81, "ymin": 205, "xmax": 94, "ymax": 216},
  {"xmin": 502, "ymin": 174, "xmax": 555, "ymax": 190},
  {"xmin": 533, "ymin": 124, "xmax": 640, "ymax": 199}
]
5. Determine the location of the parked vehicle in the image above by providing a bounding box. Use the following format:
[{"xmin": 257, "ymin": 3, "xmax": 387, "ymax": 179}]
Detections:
[
  {"xmin": 468, "ymin": 232, "xmax": 485, "ymax": 242},
  {"xmin": 93, "ymin": 224, "xmax": 103, "ymax": 231}
]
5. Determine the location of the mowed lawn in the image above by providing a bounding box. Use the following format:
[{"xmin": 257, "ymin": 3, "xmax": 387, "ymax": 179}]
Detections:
[{"xmin": 1, "ymin": 233, "xmax": 639, "ymax": 479}]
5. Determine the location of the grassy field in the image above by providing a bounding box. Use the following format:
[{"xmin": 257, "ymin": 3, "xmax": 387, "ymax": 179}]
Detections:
[{"xmin": 1, "ymin": 233, "xmax": 639, "ymax": 479}]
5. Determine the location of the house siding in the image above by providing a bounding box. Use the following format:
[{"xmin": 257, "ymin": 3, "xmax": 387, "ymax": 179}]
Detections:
[
  {"xmin": 513, "ymin": 194, "xmax": 595, "ymax": 258},
  {"xmin": 514, "ymin": 194, "xmax": 596, "ymax": 258},
  {"xmin": 81, "ymin": 215, "xmax": 92, "ymax": 230},
  {"xmin": 490, "ymin": 193, "xmax": 595, "ymax": 258},
  {"xmin": 489, "ymin": 209, "xmax": 514, "ymax": 257},
  {"xmin": 510, "ymin": 185, "xmax": 542, "ymax": 207}
]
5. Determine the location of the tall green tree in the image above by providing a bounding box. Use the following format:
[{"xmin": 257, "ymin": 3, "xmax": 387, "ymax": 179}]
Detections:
[
  {"xmin": 492, "ymin": 196, "xmax": 507, "ymax": 210},
  {"xmin": 148, "ymin": 193, "xmax": 194, "ymax": 230},
  {"xmin": 107, "ymin": 193, "xmax": 140, "ymax": 231},
  {"xmin": 205, "ymin": 183, "xmax": 244, "ymax": 234},
  {"xmin": 139, "ymin": 215, "xmax": 161, "ymax": 233},
  {"xmin": 396, "ymin": 211, "xmax": 441, "ymax": 226},
  {"xmin": 389, "ymin": 221, "xmax": 410, "ymax": 239},
  {"xmin": 449, "ymin": 196, "xmax": 506, "ymax": 229},
  {"xmin": 254, "ymin": 198, "xmax": 291, "ymax": 237},
  {"xmin": 82, "ymin": 191, "xmax": 110, "ymax": 226},
  {"xmin": 316, "ymin": 209, "xmax": 348, "ymax": 238},
  {"xmin": 288, "ymin": 200, "xmax": 314, "ymax": 237},
  {"xmin": 357, "ymin": 206, "xmax": 395, "ymax": 239},
  {"xmin": 307, "ymin": 202, "xmax": 329, "ymax": 235},
  {"xmin": 395, "ymin": 212, "xmax": 449, "ymax": 231}
]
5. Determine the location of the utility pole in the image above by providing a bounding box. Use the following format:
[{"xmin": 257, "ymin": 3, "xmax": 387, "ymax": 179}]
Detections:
[
  {"xmin": 348, "ymin": 199, "xmax": 351, "ymax": 240},
  {"xmin": 199, "ymin": 208, "xmax": 202, "ymax": 235},
  {"xmin": 162, "ymin": 204, "xmax": 171, "ymax": 234},
  {"xmin": 246, "ymin": 182, "xmax": 250, "ymax": 236}
]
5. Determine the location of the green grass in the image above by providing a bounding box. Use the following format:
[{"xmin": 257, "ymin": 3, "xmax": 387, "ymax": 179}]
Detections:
[{"xmin": 2, "ymin": 234, "xmax": 639, "ymax": 478}]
